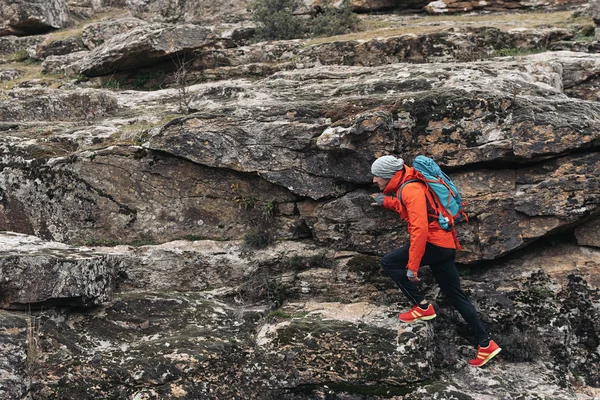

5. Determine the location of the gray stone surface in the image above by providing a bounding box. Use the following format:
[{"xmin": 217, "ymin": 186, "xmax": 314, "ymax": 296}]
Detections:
[
  {"xmin": 78, "ymin": 23, "xmax": 218, "ymax": 76},
  {"xmin": 0, "ymin": 0, "xmax": 69, "ymax": 36},
  {"xmin": 0, "ymin": 232, "xmax": 116, "ymax": 308},
  {"xmin": 81, "ymin": 17, "xmax": 148, "ymax": 49}
]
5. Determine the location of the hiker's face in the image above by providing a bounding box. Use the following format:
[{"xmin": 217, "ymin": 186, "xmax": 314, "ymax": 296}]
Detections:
[{"xmin": 373, "ymin": 176, "xmax": 390, "ymax": 191}]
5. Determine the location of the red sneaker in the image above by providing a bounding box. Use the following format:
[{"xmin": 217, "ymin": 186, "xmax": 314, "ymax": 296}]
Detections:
[
  {"xmin": 469, "ymin": 340, "xmax": 501, "ymax": 367},
  {"xmin": 399, "ymin": 304, "xmax": 437, "ymax": 323}
]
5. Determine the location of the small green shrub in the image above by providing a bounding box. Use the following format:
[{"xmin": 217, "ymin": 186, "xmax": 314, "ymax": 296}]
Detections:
[
  {"xmin": 129, "ymin": 234, "xmax": 157, "ymax": 247},
  {"xmin": 309, "ymin": 0, "xmax": 362, "ymax": 38},
  {"xmin": 577, "ymin": 24, "xmax": 595, "ymax": 38},
  {"xmin": 10, "ymin": 49, "xmax": 29, "ymax": 62},
  {"xmin": 243, "ymin": 228, "xmax": 273, "ymax": 249},
  {"xmin": 250, "ymin": 0, "xmax": 361, "ymax": 40},
  {"xmin": 250, "ymin": 0, "xmax": 307, "ymax": 41}
]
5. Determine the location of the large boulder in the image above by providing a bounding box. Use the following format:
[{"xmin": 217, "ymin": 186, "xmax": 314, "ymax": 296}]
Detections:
[
  {"xmin": 0, "ymin": 145, "xmax": 298, "ymax": 245},
  {"xmin": 24, "ymin": 291, "xmax": 433, "ymax": 399},
  {"xmin": 0, "ymin": 234, "xmax": 596, "ymax": 398},
  {"xmin": 149, "ymin": 53, "xmax": 600, "ymax": 197},
  {"xmin": 27, "ymin": 36, "xmax": 86, "ymax": 61},
  {"xmin": 0, "ymin": 35, "xmax": 45, "ymax": 56},
  {"xmin": 79, "ymin": 23, "xmax": 218, "ymax": 77},
  {"xmin": 0, "ymin": 0, "xmax": 69, "ymax": 37},
  {"xmin": 0, "ymin": 232, "xmax": 116, "ymax": 309},
  {"xmin": 81, "ymin": 17, "xmax": 148, "ymax": 49},
  {"xmin": 41, "ymin": 50, "xmax": 89, "ymax": 76}
]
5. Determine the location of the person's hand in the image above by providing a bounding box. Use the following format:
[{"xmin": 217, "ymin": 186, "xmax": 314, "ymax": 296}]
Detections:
[
  {"xmin": 407, "ymin": 269, "xmax": 420, "ymax": 283},
  {"xmin": 370, "ymin": 193, "xmax": 385, "ymax": 206}
]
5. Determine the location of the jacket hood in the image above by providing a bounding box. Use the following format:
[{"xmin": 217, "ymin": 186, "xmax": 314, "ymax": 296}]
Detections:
[{"xmin": 383, "ymin": 166, "xmax": 419, "ymax": 195}]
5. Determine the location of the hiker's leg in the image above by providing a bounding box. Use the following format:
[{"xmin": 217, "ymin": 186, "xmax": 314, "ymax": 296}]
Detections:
[
  {"xmin": 430, "ymin": 253, "xmax": 489, "ymax": 345},
  {"xmin": 380, "ymin": 244, "xmax": 424, "ymax": 305}
]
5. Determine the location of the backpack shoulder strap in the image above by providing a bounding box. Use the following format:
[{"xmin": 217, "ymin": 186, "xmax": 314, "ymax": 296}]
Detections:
[{"xmin": 398, "ymin": 179, "xmax": 422, "ymax": 204}]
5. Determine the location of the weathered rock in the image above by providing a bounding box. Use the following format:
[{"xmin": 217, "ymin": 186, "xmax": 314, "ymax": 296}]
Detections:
[
  {"xmin": 105, "ymin": 240, "xmax": 326, "ymax": 293},
  {"xmin": 41, "ymin": 50, "xmax": 89, "ymax": 76},
  {"xmin": 591, "ymin": 0, "xmax": 600, "ymax": 25},
  {"xmin": 0, "ymin": 0, "xmax": 70, "ymax": 37},
  {"xmin": 27, "ymin": 36, "xmax": 86, "ymax": 61},
  {"xmin": 0, "ymin": 69, "xmax": 19, "ymax": 81},
  {"xmin": 0, "ymin": 311, "xmax": 27, "ymax": 399},
  {"xmin": 0, "ymin": 88, "xmax": 118, "ymax": 122},
  {"xmin": 65, "ymin": 0, "xmax": 100, "ymax": 18},
  {"xmin": 464, "ymin": 243, "xmax": 600, "ymax": 387},
  {"xmin": 79, "ymin": 23, "xmax": 218, "ymax": 77},
  {"xmin": 0, "ymin": 35, "xmax": 45, "ymax": 56},
  {"xmin": 575, "ymin": 216, "xmax": 600, "ymax": 247},
  {"xmin": 81, "ymin": 17, "xmax": 148, "ymax": 49},
  {"xmin": 0, "ymin": 235, "xmax": 595, "ymax": 399},
  {"xmin": 424, "ymin": 0, "xmax": 586, "ymax": 14},
  {"xmin": 148, "ymin": 53, "xmax": 600, "ymax": 199},
  {"xmin": 17, "ymin": 290, "xmax": 435, "ymax": 399},
  {"xmin": 0, "ymin": 145, "xmax": 298, "ymax": 244},
  {"xmin": 0, "ymin": 232, "xmax": 116, "ymax": 309},
  {"xmin": 193, "ymin": 27, "xmax": 575, "ymax": 74},
  {"xmin": 1, "ymin": 52, "xmax": 599, "ymax": 266},
  {"xmin": 114, "ymin": 0, "xmax": 253, "ymax": 24}
]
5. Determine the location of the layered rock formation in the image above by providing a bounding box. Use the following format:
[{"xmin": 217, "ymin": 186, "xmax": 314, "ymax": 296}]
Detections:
[
  {"xmin": 424, "ymin": 0, "xmax": 587, "ymax": 13},
  {"xmin": 0, "ymin": 2, "xmax": 599, "ymax": 399}
]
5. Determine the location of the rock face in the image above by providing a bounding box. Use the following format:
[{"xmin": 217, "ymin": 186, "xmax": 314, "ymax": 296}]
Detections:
[
  {"xmin": 194, "ymin": 26, "xmax": 575, "ymax": 74},
  {"xmin": 0, "ymin": 233, "xmax": 596, "ymax": 399},
  {"xmin": 0, "ymin": 88, "xmax": 118, "ymax": 122},
  {"xmin": 0, "ymin": 0, "xmax": 70, "ymax": 36},
  {"xmin": 79, "ymin": 23, "xmax": 218, "ymax": 76},
  {"xmin": 27, "ymin": 37, "xmax": 86, "ymax": 61},
  {"xmin": 0, "ymin": 35, "xmax": 45, "ymax": 56},
  {"xmin": 81, "ymin": 17, "xmax": 148, "ymax": 49},
  {"xmin": 425, "ymin": 0, "xmax": 587, "ymax": 13},
  {"xmin": 141, "ymin": 53, "xmax": 600, "ymax": 263},
  {"xmin": 0, "ymin": 232, "xmax": 116, "ymax": 309}
]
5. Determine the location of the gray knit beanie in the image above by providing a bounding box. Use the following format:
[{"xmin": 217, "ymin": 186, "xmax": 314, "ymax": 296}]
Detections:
[{"xmin": 371, "ymin": 155, "xmax": 404, "ymax": 179}]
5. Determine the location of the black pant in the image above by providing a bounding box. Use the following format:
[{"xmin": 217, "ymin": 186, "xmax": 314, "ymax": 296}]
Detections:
[{"xmin": 381, "ymin": 242, "xmax": 489, "ymax": 345}]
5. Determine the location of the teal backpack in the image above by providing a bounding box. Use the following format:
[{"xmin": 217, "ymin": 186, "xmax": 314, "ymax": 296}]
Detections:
[{"xmin": 400, "ymin": 155, "xmax": 468, "ymax": 232}]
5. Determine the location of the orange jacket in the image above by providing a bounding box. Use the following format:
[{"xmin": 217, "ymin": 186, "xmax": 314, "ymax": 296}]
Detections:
[{"xmin": 382, "ymin": 167, "xmax": 456, "ymax": 273}]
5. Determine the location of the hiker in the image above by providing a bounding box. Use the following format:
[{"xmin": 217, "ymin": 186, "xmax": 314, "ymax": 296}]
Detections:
[{"xmin": 369, "ymin": 155, "xmax": 501, "ymax": 367}]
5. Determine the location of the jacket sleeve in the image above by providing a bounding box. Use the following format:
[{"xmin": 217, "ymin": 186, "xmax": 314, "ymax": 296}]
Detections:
[
  {"xmin": 382, "ymin": 195, "xmax": 401, "ymax": 213},
  {"xmin": 402, "ymin": 183, "xmax": 429, "ymax": 273}
]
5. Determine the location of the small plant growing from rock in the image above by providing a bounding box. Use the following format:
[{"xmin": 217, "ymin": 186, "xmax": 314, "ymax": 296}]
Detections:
[
  {"xmin": 26, "ymin": 307, "xmax": 43, "ymax": 389},
  {"xmin": 172, "ymin": 54, "xmax": 194, "ymax": 114},
  {"xmin": 243, "ymin": 228, "xmax": 274, "ymax": 249}
]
